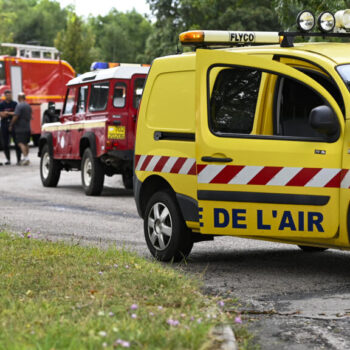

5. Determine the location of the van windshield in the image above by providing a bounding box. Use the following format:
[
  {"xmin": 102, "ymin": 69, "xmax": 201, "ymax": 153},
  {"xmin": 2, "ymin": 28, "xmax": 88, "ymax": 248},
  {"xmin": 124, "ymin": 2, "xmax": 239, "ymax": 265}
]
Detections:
[
  {"xmin": 0, "ymin": 60, "xmax": 6, "ymax": 85},
  {"xmin": 337, "ymin": 64, "xmax": 350, "ymax": 91}
]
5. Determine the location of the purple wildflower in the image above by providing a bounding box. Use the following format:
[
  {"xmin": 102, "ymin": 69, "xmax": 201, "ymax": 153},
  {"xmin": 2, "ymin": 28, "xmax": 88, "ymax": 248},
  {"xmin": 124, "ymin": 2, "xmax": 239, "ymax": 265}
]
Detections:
[
  {"xmin": 167, "ymin": 319, "xmax": 179, "ymax": 326},
  {"xmin": 235, "ymin": 316, "xmax": 242, "ymax": 324},
  {"xmin": 130, "ymin": 304, "xmax": 138, "ymax": 310}
]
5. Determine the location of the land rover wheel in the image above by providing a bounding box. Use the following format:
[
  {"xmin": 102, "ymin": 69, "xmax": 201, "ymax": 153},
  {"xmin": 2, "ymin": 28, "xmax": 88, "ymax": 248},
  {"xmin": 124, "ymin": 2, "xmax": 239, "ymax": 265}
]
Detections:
[
  {"xmin": 144, "ymin": 190, "xmax": 193, "ymax": 262},
  {"xmin": 40, "ymin": 143, "xmax": 61, "ymax": 187},
  {"xmin": 81, "ymin": 148, "xmax": 105, "ymax": 196},
  {"xmin": 122, "ymin": 170, "xmax": 133, "ymax": 190},
  {"xmin": 298, "ymin": 245, "xmax": 328, "ymax": 252}
]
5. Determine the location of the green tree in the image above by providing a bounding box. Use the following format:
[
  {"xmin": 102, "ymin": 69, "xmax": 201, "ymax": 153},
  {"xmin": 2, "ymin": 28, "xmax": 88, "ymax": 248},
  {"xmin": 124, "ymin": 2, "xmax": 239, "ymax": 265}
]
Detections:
[
  {"xmin": 0, "ymin": 0, "xmax": 68, "ymax": 46},
  {"xmin": 54, "ymin": 13, "xmax": 95, "ymax": 73},
  {"xmin": 143, "ymin": 0, "xmax": 280, "ymax": 61},
  {"xmin": 89, "ymin": 9, "xmax": 153, "ymax": 63}
]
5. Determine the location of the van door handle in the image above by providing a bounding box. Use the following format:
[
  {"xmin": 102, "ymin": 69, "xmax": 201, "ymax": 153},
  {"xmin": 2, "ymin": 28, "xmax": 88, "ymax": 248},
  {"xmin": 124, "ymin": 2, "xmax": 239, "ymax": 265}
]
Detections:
[{"xmin": 201, "ymin": 156, "xmax": 233, "ymax": 163}]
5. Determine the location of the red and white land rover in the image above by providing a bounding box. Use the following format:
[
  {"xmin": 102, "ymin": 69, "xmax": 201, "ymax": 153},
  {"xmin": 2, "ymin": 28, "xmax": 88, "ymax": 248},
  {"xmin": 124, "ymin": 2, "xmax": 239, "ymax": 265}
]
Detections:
[{"xmin": 38, "ymin": 65, "xmax": 149, "ymax": 195}]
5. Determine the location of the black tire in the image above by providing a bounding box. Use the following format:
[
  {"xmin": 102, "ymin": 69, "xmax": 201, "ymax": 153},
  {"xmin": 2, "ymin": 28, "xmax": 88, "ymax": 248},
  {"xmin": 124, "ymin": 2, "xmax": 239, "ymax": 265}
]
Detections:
[
  {"xmin": 298, "ymin": 245, "xmax": 328, "ymax": 252},
  {"xmin": 144, "ymin": 190, "xmax": 193, "ymax": 262},
  {"xmin": 81, "ymin": 148, "xmax": 105, "ymax": 196},
  {"xmin": 40, "ymin": 143, "xmax": 61, "ymax": 187},
  {"xmin": 122, "ymin": 171, "xmax": 133, "ymax": 190},
  {"xmin": 32, "ymin": 134, "xmax": 40, "ymax": 147}
]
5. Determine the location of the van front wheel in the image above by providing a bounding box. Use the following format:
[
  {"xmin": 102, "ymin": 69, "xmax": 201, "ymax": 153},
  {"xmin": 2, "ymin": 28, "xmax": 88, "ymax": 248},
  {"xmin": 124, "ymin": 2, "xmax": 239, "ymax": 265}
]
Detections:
[
  {"xmin": 144, "ymin": 190, "xmax": 193, "ymax": 262},
  {"xmin": 81, "ymin": 148, "xmax": 105, "ymax": 196}
]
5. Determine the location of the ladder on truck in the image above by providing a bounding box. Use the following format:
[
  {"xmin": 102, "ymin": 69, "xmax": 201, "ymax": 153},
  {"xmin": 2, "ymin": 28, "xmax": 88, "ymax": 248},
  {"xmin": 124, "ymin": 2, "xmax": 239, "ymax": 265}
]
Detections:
[{"xmin": 1, "ymin": 43, "xmax": 59, "ymax": 60}]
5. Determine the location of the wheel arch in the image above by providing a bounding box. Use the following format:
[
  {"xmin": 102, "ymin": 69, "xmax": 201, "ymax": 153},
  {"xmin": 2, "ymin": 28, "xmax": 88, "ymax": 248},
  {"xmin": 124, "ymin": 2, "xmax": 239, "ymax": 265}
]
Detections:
[
  {"xmin": 137, "ymin": 174, "xmax": 199, "ymax": 224},
  {"xmin": 138, "ymin": 175, "xmax": 176, "ymax": 218},
  {"xmin": 80, "ymin": 132, "xmax": 97, "ymax": 158},
  {"xmin": 38, "ymin": 133, "xmax": 53, "ymax": 157}
]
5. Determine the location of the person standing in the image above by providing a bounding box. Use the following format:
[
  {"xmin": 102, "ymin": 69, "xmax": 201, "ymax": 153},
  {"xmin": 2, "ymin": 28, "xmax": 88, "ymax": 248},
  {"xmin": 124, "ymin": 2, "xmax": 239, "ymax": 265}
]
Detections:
[
  {"xmin": 9, "ymin": 93, "xmax": 32, "ymax": 166},
  {"xmin": 0, "ymin": 90, "xmax": 21, "ymax": 165}
]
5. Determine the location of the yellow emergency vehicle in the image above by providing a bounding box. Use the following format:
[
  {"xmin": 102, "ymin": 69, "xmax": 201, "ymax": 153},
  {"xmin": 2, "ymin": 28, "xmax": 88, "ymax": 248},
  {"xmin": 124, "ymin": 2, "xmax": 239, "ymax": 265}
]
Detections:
[{"xmin": 134, "ymin": 10, "xmax": 350, "ymax": 261}]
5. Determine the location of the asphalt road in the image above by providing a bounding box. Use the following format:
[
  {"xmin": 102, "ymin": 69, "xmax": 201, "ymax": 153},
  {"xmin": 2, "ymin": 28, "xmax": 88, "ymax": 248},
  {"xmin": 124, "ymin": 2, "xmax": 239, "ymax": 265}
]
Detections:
[{"xmin": 2, "ymin": 148, "xmax": 350, "ymax": 349}]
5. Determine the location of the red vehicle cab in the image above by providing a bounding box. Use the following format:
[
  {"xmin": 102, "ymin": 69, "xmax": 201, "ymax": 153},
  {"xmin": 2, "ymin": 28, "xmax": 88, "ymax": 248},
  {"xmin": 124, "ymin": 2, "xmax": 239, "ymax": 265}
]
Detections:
[{"xmin": 38, "ymin": 65, "xmax": 149, "ymax": 195}]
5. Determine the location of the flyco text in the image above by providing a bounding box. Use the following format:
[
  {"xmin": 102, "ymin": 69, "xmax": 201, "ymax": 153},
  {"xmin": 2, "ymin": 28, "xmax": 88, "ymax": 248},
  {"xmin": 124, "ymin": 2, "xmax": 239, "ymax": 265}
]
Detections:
[
  {"xmin": 214, "ymin": 208, "xmax": 324, "ymax": 232},
  {"xmin": 230, "ymin": 32, "xmax": 255, "ymax": 42}
]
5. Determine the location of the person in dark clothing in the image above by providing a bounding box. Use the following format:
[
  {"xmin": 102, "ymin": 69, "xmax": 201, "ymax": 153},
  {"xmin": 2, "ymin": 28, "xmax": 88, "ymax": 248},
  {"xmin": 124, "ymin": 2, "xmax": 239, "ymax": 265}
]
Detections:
[
  {"xmin": 9, "ymin": 93, "xmax": 32, "ymax": 166},
  {"xmin": 0, "ymin": 90, "xmax": 21, "ymax": 165}
]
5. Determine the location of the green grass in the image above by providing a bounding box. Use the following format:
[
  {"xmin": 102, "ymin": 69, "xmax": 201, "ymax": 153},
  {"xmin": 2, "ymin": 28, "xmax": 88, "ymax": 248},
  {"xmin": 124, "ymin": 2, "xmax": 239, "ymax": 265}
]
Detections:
[
  {"xmin": 0, "ymin": 232, "xmax": 230, "ymax": 349},
  {"xmin": 0, "ymin": 231, "xmax": 258, "ymax": 349}
]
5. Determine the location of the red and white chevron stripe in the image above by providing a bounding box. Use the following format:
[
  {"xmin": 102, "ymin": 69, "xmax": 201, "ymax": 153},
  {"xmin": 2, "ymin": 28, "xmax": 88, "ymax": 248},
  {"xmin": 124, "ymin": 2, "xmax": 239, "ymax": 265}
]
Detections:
[
  {"xmin": 197, "ymin": 164, "xmax": 350, "ymax": 188},
  {"xmin": 135, "ymin": 155, "xmax": 196, "ymax": 175},
  {"xmin": 135, "ymin": 154, "xmax": 350, "ymax": 188}
]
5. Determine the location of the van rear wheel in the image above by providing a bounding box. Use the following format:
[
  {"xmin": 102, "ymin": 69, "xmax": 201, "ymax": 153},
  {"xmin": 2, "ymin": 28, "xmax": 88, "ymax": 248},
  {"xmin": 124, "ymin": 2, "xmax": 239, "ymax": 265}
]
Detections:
[
  {"xmin": 40, "ymin": 144, "xmax": 61, "ymax": 187},
  {"xmin": 81, "ymin": 148, "xmax": 105, "ymax": 196},
  {"xmin": 298, "ymin": 245, "xmax": 328, "ymax": 252},
  {"xmin": 144, "ymin": 190, "xmax": 193, "ymax": 262}
]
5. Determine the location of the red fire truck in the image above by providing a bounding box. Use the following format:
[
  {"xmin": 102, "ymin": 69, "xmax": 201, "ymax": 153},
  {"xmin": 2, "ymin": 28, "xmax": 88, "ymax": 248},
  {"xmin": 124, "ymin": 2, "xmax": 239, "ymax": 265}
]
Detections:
[
  {"xmin": 38, "ymin": 65, "xmax": 149, "ymax": 195},
  {"xmin": 0, "ymin": 43, "xmax": 75, "ymax": 145}
]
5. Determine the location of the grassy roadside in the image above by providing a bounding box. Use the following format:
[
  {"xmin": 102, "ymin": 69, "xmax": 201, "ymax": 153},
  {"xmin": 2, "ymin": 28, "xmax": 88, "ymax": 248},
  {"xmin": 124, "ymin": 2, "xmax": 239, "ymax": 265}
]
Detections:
[{"xmin": 0, "ymin": 231, "xmax": 255, "ymax": 349}]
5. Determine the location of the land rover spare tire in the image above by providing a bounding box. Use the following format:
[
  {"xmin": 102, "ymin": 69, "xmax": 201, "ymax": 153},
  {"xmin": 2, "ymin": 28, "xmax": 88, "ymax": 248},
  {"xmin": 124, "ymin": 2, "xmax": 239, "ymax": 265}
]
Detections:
[
  {"xmin": 144, "ymin": 190, "xmax": 193, "ymax": 262},
  {"xmin": 81, "ymin": 148, "xmax": 105, "ymax": 196},
  {"xmin": 40, "ymin": 143, "xmax": 61, "ymax": 187}
]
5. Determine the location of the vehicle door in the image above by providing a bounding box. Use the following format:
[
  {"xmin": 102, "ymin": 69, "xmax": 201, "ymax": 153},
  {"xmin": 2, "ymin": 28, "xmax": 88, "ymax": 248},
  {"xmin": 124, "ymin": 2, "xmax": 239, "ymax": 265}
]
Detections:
[
  {"xmin": 196, "ymin": 50, "xmax": 344, "ymax": 239},
  {"xmin": 56, "ymin": 86, "xmax": 76, "ymax": 158},
  {"xmin": 107, "ymin": 80, "xmax": 129, "ymax": 151},
  {"xmin": 86, "ymin": 81, "xmax": 110, "ymax": 156},
  {"xmin": 70, "ymin": 85, "xmax": 89, "ymax": 158},
  {"xmin": 129, "ymin": 75, "xmax": 147, "ymax": 149}
]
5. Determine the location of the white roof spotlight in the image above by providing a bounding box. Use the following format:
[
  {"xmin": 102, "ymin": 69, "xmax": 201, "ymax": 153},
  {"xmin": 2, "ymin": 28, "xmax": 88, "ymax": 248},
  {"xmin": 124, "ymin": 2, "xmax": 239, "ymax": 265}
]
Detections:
[
  {"xmin": 297, "ymin": 10, "xmax": 315, "ymax": 32},
  {"xmin": 335, "ymin": 9, "xmax": 350, "ymax": 31},
  {"xmin": 318, "ymin": 11, "xmax": 336, "ymax": 33}
]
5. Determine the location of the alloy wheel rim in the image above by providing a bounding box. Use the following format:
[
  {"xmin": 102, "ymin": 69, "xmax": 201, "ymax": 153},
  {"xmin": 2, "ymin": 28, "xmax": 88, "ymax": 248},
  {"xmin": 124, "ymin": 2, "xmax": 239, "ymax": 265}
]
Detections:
[{"xmin": 147, "ymin": 202, "xmax": 173, "ymax": 251}]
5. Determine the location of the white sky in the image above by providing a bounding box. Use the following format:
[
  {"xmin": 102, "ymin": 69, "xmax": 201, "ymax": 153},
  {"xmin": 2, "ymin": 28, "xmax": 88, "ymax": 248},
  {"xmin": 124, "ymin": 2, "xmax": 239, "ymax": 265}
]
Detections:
[{"xmin": 57, "ymin": 0, "xmax": 151, "ymax": 17}]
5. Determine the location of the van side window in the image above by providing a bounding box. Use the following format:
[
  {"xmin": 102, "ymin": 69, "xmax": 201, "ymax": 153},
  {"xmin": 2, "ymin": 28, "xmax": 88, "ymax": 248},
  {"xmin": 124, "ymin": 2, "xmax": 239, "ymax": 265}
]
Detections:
[
  {"xmin": 210, "ymin": 68, "xmax": 262, "ymax": 134},
  {"xmin": 89, "ymin": 82, "xmax": 109, "ymax": 111},
  {"xmin": 297, "ymin": 69, "xmax": 345, "ymax": 115},
  {"xmin": 133, "ymin": 78, "xmax": 145, "ymax": 109},
  {"xmin": 113, "ymin": 83, "xmax": 126, "ymax": 108},
  {"xmin": 77, "ymin": 85, "xmax": 88, "ymax": 114},
  {"xmin": 274, "ymin": 77, "xmax": 333, "ymax": 139},
  {"xmin": 63, "ymin": 88, "xmax": 76, "ymax": 115}
]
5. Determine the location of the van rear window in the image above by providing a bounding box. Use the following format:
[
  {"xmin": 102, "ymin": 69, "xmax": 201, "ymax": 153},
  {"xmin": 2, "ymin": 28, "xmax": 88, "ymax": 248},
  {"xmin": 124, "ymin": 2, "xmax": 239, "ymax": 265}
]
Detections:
[{"xmin": 89, "ymin": 82, "xmax": 109, "ymax": 112}]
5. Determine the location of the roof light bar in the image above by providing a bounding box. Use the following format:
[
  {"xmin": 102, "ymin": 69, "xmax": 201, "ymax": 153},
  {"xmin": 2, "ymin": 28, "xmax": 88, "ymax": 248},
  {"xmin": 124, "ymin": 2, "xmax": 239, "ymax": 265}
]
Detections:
[{"xmin": 179, "ymin": 30, "xmax": 280, "ymax": 46}]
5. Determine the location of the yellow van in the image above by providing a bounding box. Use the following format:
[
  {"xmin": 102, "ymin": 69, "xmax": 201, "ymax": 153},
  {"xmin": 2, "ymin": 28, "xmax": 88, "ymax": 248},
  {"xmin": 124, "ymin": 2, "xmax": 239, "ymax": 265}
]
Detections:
[{"xmin": 134, "ymin": 10, "xmax": 350, "ymax": 261}]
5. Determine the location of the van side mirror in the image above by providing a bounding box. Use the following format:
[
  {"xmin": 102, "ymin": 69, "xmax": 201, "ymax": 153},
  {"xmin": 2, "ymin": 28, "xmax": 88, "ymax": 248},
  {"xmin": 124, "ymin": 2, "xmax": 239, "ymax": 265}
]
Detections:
[{"xmin": 309, "ymin": 105, "xmax": 339, "ymax": 137}]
